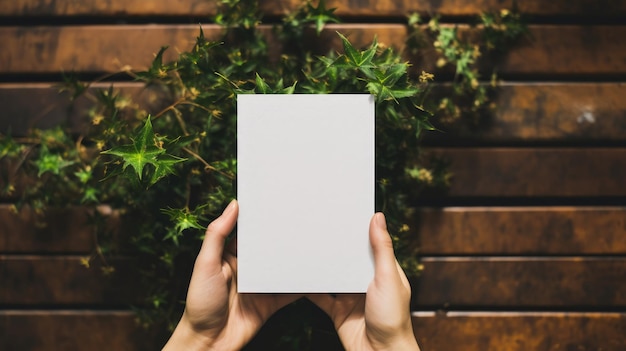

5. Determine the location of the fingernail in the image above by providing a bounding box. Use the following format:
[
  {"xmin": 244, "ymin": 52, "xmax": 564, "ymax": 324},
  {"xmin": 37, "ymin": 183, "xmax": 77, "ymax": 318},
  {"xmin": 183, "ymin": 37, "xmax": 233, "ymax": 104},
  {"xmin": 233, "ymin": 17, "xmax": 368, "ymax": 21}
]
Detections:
[{"xmin": 375, "ymin": 212, "xmax": 387, "ymax": 230}]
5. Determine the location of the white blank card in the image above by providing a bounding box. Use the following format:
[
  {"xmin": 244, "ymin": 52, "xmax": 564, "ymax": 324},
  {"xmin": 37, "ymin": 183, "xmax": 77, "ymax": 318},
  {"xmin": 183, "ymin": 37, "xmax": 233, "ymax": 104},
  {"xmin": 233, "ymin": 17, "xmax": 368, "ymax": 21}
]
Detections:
[{"xmin": 237, "ymin": 94, "xmax": 375, "ymax": 293}]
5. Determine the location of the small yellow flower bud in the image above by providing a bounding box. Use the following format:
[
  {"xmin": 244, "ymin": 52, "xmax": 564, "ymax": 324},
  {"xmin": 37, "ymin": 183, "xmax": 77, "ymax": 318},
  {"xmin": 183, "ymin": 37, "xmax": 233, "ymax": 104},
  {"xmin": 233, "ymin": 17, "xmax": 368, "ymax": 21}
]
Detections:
[
  {"xmin": 470, "ymin": 78, "xmax": 479, "ymax": 89},
  {"xmin": 92, "ymin": 114, "xmax": 104, "ymax": 125},
  {"xmin": 419, "ymin": 71, "xmax": 435, "ymax": 83}
]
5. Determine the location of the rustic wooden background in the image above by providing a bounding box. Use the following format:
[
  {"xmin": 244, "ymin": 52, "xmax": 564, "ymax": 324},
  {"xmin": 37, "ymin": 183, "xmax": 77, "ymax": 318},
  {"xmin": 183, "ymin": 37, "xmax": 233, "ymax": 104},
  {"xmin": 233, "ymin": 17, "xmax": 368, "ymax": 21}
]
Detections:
[{"xmin": 1, "ymin": 0, "xmax": 626, "ymax": 350}]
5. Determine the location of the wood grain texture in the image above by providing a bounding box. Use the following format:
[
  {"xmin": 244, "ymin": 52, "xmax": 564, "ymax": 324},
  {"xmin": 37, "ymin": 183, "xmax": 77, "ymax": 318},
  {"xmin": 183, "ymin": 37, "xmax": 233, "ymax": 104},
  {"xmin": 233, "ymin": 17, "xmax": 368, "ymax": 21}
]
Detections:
[
  {"xmin": 2, "ymin": 1, "xmax": 625, "ymax": 350},
  {"xmin": 413, "ymin": 257, "xmax": 626, "ymax": 307},
  {"xmin": 3, "ymin": 256, "xmax": 624, "ymax": 307},
  {"xmin": 426, "ymin": 83, "xmax": 626, "ymax": 143},
  {"xmin": 3, "ymin": 82, "xmax": 625, "ymax": 141},
  {"xmin": 0, "ymin": 205, "xmax": 95, "ymax": 253},
  {"xmin": 498, "ymin": 25, "xmax": 626, "ymax": 76},
  {"xmin": 0, "ymin": 83, "xmax": 171, "ymax": 135},
  {"xmin": 0, "ymin": 25, "xmax": 213, "ymax": 74},
  {"xmin": 0, "ymin": 0, "xmax": 217, "ymax": 16},
  {"xmin": 425, "ymin": 148, "xmax": 626, "ymax": 197},
  {"xmin": 286, "ymin": 0, "xmax": 626, "ymax": 17},
  {"xmin": 2, "ymin": 311, "xmax": 624, "ymax": 351},
  {"xmin": 4, "ymin": 205, "xmax": 625, "ymax": 255},
  {"xmin": 413, "ymin": 312, "xmax": 626, "ymax": 351},
  {"xmin": 0, "ymin": 256, "xmax": 139, "ymax": 305},
  {"xmin": 410, "ymin": 207, "xmax": 626, "ymax": 255},
  {"xmin": 0, "ymin": 311, "xmax": 159, "ymax": 351},
  {"xmin": 4, "ymin": 148, "xmax": 626, "ymax": 200},
  {"xmin": 1, "ymin": 25, "xmax": 625, "ymax": 75},
  {"xmin": 3, "ymin": 0, "xmax": 626, "ymax": 17},
  {"xmin": 323, "ymin": 25, "xmax": 626, "ymax": 76}
]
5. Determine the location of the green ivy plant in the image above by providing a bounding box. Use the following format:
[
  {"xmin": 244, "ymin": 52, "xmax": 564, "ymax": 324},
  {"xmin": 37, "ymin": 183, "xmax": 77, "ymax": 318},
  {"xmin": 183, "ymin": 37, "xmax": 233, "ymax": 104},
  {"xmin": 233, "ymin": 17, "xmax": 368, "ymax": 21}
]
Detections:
[
  {"xmin": 0, "ymin": 0, "xmax": 524, "ymax": 348},
  {"xmin": 408, "ymin": 7, "xmax": 525, "ymax": 123}
]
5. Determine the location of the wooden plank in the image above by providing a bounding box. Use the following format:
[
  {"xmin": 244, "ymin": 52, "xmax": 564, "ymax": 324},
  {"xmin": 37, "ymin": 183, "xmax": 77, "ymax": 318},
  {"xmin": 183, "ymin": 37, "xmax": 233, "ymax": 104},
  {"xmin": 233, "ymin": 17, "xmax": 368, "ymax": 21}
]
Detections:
[
  {"xmin": 318, "ymin": 25, "xmax": 626, "ymax": 76},
  {"xmin": 4, "ymin": 138, "xmax": 626, "ymax": 200},
  {"xmin": 413, "ymin": 312, "xmax": 626, "ymax": 351},
  {"xmin": 0, "ymin": 205, "xmax": 95, "ymax": 253},
  {"xmin": 280, "ymin": 0, "xmax": 626, "ymax": 17},
  {"xmin": 0, "ymin": 256, "xmax": 139, "ymax": 305},
  {"xmin": 498, "ymin": 25, "xmax": 626, "ymax": 76},
  {"xmin": 424, "ymin": 148, "xmax": 626, "ymax": 197},
  {"xmin": 4, "ymin": 82, "xmax": 625, "ymax": 141},
  {"xmin": 1, "ymin": 25, "xmax": 625, "ymax": 75},
  {"xmin": 0, "ymin": 83, "xmax": 171, "ymax": 136},
  {"xmin": 413, "ymin": 257, "xmax": 626, "ymax": 307},
  {"xmin": 426, "ymin": 83, "xmax": 626, "ymax": 143},
  {"xmin": 0, "ymin": 0, "xmax": 217, "ymax": 17},
  {"xmin": 0, "ymin": 25, "xmax": 213, "ymax": 74},
  {"xmin": 3, "ymin": 256, "xmax": 625, "ymax": 307},
  {"xmin": 2, "ymin": 311, "xmax": 624, "ymax": 351},
  {"xmin": 409, "ymin": 207, "xmax": 626, "ymax": 255},
  {"xmin": 0, "ymin": 311, "xmax": 159, "ymax": 351},
  {"xmin": 3, "ymin": 0, "xmax": 626, "ymax": 17}
]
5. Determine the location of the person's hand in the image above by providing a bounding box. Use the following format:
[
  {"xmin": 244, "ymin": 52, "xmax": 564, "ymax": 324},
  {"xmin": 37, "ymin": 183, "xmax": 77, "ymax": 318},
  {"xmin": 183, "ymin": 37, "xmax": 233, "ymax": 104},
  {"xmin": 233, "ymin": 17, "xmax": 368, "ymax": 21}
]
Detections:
[
  {"xmin": 308, "ymin": 213, "xmax": 420, "ymax": 351},
  {"xmin": 163, "ymin": 200, "xmax": 301, "ymax": 351}
]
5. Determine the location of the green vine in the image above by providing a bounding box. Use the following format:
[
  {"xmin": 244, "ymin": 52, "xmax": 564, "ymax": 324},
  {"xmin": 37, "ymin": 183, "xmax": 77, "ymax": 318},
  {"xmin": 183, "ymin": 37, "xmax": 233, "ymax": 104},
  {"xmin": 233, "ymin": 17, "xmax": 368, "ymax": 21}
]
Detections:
[
  {"xmin": 408, "ymin": 7, "xmax": 526, "ymax": 123},
  {"xmin": 0, "ymin": 0, "xmax": 524, "ymax": 348}
]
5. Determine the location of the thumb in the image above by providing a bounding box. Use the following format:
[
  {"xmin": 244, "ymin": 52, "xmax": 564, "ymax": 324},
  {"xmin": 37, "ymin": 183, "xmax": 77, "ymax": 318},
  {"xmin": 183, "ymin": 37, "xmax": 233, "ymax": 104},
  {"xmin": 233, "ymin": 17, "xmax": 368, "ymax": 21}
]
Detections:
[
  {"xmin": 369, "ymin": 212, "xmax": 398, "ymax": 278},
  {"xmin": 196, "ymin": 200, "xmax": 239, "ymax": 272}
]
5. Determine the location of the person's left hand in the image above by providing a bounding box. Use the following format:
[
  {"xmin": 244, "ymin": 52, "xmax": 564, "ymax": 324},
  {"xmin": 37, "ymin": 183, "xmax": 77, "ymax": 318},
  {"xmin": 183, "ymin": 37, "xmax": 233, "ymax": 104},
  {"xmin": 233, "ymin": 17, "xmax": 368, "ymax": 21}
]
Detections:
[{"xmin": 163, "ymin": 200, "xmax": 302, "ymax": 351}]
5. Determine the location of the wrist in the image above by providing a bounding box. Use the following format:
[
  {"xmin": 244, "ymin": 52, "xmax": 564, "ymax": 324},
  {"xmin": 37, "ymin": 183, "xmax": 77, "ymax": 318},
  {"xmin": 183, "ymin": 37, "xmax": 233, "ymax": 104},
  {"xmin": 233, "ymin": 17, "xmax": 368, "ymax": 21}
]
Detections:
[
  {"xmin": 368, "ymin": 328, "xmax": 420, "ymax": 351},
  {"xmin": 381, "ymin": 335, "xmax": 420, "ymax": 351},
  {"xmin": 162, "ymin": 314, "xmax": 214, "ymax": 351}
]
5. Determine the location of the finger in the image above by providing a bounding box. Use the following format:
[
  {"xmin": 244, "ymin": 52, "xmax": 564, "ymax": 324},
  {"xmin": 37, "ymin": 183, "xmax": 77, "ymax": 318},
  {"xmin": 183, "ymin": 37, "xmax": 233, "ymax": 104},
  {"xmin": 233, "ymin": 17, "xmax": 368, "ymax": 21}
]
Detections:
[
  {"xmin": 196, "ymin": 200, "xmax": 239, "ymax": 272},
  {"xmin": 370, "ymin": 212, "xmax": 399, "ymax": 279}
]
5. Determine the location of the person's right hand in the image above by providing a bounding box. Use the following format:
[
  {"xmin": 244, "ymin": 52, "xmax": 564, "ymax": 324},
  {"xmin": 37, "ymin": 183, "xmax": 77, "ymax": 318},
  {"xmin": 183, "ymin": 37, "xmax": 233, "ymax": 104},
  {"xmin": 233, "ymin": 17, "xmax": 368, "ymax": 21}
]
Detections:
[
  {"xmin": 162, "ymin": 200, "xmax": 301, "ymax": 351},
  {"xmin": 307, "ymin": 212, "xmax": 420, "ymax": 351}
]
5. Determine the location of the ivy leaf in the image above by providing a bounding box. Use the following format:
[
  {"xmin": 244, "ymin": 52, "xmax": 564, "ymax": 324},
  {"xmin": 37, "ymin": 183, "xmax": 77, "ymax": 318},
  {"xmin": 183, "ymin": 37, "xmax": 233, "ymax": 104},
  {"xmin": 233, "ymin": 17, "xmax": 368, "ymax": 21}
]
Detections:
[
  {"xmin": 362, "ymin": 63, "xmax": 409, "ymax": 88},
  {"xmin": 413, "ymin": 104, "xmax": 436, "ymax": 136},
  {"xmin": 136, "ymin": 46, "xmax": 170, "ymax": 80},
  {"xmin": 161, "ymin": 207, "xmax": 205, "ymax": 245},
  {"xmin": 254, "ymin": 73, "xmax": 297, "ymax": 94},
  {"xmin": 337, "ymin": 32, "xmax": 377, "ymax": 68},
  {"xmin": 59, "ymin": 72, "xmax": 89, "ymax": 100},
  {"xmin": 367, "ymin": 81, "xmax": 419, "ymax": 103},
  {"xmin": 102, "ymin": 117, "xmax": 164, "ymax": 180},
  {"xmin": 74, "ymin": 167, "xmax": 92, "ymax": 184},
  {"xmin": 408, "ymin": 13, "xmax": 422, "ymax": 26},
  {"xmin": 306, "ymin": 0, "xmax": 340, "ymax": 35},
  {"xmin": 281, "ymin": 81, "xmax": 297, "ymax": 94},
  {"xmin": 0, "ymin": 133, "xmax": 24, "ymax": 159},
  {"xmin": 34, "ymin": 144, "xmax": 75, "ymax": 177},
  {"xmin": 163, "ymin": 134, "xmax": 202, "ymax": 152},
  {"xmin": 102, "ymin": 117, "xmax": 185, "ymax": 186},
  {"xmin": 255, "ymin": 72, "xmax": 270, "ymax": 94},
  {"xmin": 81, "ymin": 187, "xmax": 99, "ymax": 204},
  {"xmin": 383, "ymin": 63, "xmax": 409, "ymax": 84},
  {"xmin": 150, "ymin": 154, "xmax": 186, "ymax": 185}
]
